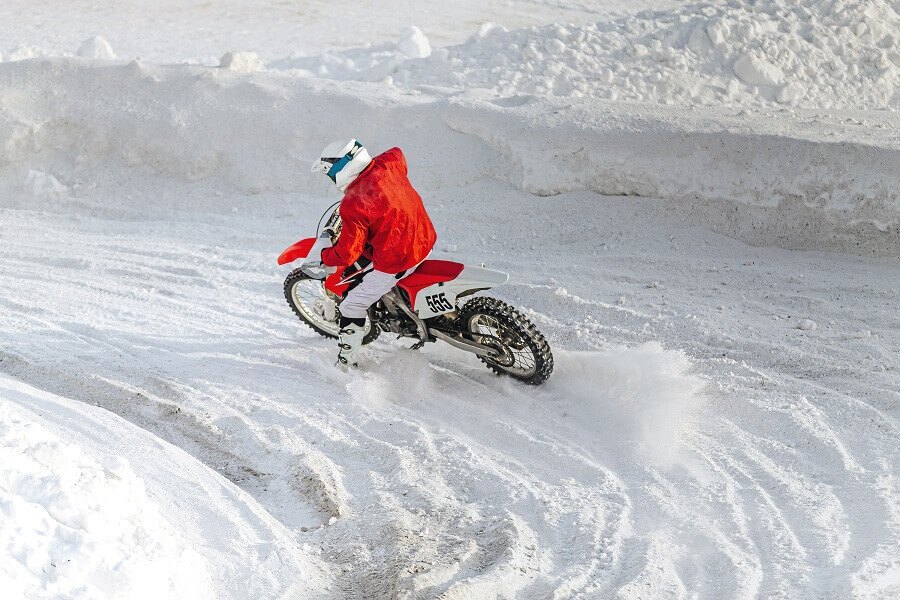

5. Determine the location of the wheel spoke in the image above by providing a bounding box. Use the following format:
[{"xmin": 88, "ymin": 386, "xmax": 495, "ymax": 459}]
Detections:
[
  {"xmin": 291, "ymin": 279, "xmax": 340, "ymax": 336},
  {"xmin": 468, "ymin": 312, "xmax": 537, "ymax": 377}
]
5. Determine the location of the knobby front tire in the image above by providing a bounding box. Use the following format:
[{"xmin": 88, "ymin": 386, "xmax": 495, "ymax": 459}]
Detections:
[{"xmin": 283, "ymin": 268, "xmax": 379, "ymax": 345}]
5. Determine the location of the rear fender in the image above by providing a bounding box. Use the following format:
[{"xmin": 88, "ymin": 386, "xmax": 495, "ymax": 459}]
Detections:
[
  {"xmin": 277, "ymin": 238, "xmax": 316, "ymax": 265},
  {"xmin": 413, "ymin": 265, "xmax": 509, "ymax": 318},
  {"xmin": 447, "ymin": 266, "xmax": 509, "ymax": 298}
]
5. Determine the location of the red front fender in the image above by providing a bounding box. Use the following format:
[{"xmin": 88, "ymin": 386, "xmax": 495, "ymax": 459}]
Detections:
[{"xmin": 277, "ymin": 238, "xmax": 316, "ymax": 265}]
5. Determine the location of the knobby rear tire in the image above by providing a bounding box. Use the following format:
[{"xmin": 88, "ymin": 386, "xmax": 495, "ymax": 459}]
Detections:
[{"xmin": 458, "ymin": 296, "xmax": 553, "ymax": 385}]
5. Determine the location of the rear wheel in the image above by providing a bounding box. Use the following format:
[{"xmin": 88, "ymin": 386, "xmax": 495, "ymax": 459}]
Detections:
[
  {"xmin": 283, "ymin": 268, "xmax": 379, "ymax": 344},
  {"xmin": 458, "ymin": 297, "xmax": 553, "ymax": 385}
]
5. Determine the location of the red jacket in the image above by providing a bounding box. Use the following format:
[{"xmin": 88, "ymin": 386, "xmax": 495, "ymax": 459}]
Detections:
[{"xmin": 321, "ymin": 148, "xmax": 437, "ymax": 273}]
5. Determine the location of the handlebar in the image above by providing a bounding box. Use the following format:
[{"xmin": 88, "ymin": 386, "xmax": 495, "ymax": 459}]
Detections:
[{"xmin": 315, "ymin": 201, "xmax": 342, "ymax": 244}]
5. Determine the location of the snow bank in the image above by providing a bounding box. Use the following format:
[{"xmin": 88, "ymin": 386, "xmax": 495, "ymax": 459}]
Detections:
[
  {"xmin": 443, "ymin": 96, "xmax": 900, "ymax": 256},
  {"xmin": 0, "ymin": 390, "xmax": 211, "ymax": 599},
  {"xmin": 0, "ymin": 58, "xmax": 896, "ymax": 256},
  {"xmin": 388, "ymin": 0, "xmax": 900, "ymax": 110},
  {"xmin": 0, "ymin": 375, "xmax": 332, "ymax": 599},
  {"xmin": 3, "ymin": 1, "xmax": 896, "ymax": 111}
]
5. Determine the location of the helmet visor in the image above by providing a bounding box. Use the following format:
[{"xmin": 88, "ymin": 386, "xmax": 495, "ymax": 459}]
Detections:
[{"xmin": 311, "ymin": 156, "xmax": 340, "ymax": 174}]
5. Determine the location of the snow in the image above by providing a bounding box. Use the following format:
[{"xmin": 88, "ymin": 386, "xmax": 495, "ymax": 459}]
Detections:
[
  {"xmin": 2, "ymin": 168, "xmax": 898, "ymax": 598},
  {"xmin": 398, "ymin": 27, "xmax": 432, "ymax": 59},
  {"xmin": 0, "ymin": 376, "xmax": 331, "ymax": 599},
  {"xmin": 797, "ymin": 318, "xmax": 818, "ymax": 331},
  {"xmin": 5, "ymin": 46, "xmax": 48, "ymax": 62},
  {"xmin": 219, "ymin": 51, "xmax": 264, "ymax": 73},
  {"xmin": 1, "ymin": 0, "xmax": 899, "ymax": 598},
  {"xmin": 24, "ymin": 171, "xmax": 68, "ymax": 201},
  {"xmin": 2, "ymin": 58, "xmax": 893, "ymax": 255},
  {"xmin": 5, "ymin": 0, "xmax": 895, "ymax": 111},
  {"xmin": 0, "ymin": 0, "xmax": 682, "ymax": 64},
  {"xmin": 0, "ymin": 383, "xmax": 211, "ymax": 599},
  {"xmin": 76, "ymin": 36, "xmax": 117, "ymax": 61},
  {"xmin": 733, "ymin": 52, "xmax": 783, "ymax": 87},
  {"xmin": 281, "ymin": 0, "xmax": 900, "ymax": 110},
  {"xmin": 551, "ymin": 345, "xmax": 702, "ymax": 466}
]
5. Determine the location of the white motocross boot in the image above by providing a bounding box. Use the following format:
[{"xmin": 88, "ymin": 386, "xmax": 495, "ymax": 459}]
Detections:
[{"xmin": 336, "ymin": 321, "xmax": 366, "ymax": 369}]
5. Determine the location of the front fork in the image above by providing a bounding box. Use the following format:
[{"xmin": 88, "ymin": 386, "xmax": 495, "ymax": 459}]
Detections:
[{"xmin": 323, "ymin": 295, "xmax": 337, "ymax": 322}]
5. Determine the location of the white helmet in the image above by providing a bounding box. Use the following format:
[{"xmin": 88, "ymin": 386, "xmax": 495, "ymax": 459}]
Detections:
[{"xmin": 311, "ymin": 139, "xmax": 373, "ymax": 192}]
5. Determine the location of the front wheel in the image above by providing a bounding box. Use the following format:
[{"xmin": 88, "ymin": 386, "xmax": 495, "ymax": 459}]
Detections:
[
  {"xmin": 283, "ymin": 268, "xmax": 379, "ymax": 344},
  {"xmin": 458, "ymin": 297, "xmax": 553, "ymax": 385}
]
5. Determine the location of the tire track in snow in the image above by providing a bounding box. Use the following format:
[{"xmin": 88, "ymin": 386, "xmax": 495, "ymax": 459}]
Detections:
[
  {"xmin": 0, "ymin": 212, "xmax": 633, "ymax": 597},
  {"xmin": 2, "ymin": 198, "xmax": 898, "ymax": 598}
]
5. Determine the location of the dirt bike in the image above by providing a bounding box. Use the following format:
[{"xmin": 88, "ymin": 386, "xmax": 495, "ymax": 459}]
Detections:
[{"xmin": 277, "ymin": 205, "xmax": 553, "ymax": 385}]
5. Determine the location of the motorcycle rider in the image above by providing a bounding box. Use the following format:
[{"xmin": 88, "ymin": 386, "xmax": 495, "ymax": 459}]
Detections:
[{"xmin": 305, "ymin": 139, "xmax": 437, "ymax": 369}]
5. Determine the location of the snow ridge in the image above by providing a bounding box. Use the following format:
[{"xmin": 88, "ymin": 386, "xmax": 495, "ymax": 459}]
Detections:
[
  {"xmin": 394, "ymin": 0, "xmax": 900, "ymax": 109},
  {"xmin": 1, "ymin": 58, "xmax": 895, "ymax": 256}
]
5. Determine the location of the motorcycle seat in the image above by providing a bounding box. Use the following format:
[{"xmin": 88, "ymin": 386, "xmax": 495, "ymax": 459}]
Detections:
[{"xmin": 397, "ymin": 260, "xmax": 464, "ymax": 305}]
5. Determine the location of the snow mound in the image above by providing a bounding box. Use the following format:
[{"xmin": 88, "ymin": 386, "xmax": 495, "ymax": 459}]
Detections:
[
  {"xmin": 77, "ymin": 36, "xmax": 118, "ymax": 60},
  {"xmin": 0, "ymin": 396, "xmax": 211, "ymax": 599},
  {"xmin": 733, "ymin": 51, "xmax": 783, "ymax": 87},
  {"xmin": 392, "ymin": 0, "xmax": 899, "ymax": 109},
  {"xmin": 220, "ymin": 51, "xmax": 264, "ymax": 73},
  {"xmin": 398, "ymin": 26, "xmax": 432, "ymax": 59}
]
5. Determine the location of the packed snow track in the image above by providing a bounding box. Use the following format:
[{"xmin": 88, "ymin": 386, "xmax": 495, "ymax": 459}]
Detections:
[{"xmin": 2, "ymin": 190, "xmax": 898, "ymax": 598}]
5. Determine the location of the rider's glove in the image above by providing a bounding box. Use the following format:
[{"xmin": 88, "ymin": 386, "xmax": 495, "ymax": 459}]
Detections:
[{"xmin": 300, "ymin": 233, "xmax": 337, "ymax": 278}]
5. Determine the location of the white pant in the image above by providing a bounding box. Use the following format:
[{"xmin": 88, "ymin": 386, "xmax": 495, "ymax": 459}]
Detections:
[{"xmin": 340, "ymin": 261, "xmax": 423, "ymax": 319}]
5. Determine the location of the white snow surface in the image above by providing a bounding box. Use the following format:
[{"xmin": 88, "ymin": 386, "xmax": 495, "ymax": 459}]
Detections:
[
  {"xmin": 0, "ymin": 376, "xmax": 330, "ymax": 599},
  {"xmin": 389, "ymin": 0, "xmax": 900, "ymax": 110},
  {"xmin": 8, "ymin": 1, "xmax": 897, "ymax": 110},
  {"xmin": 0, "ymin": 0, "xmax": 685, "ymax": 63},
  {"xmin": 0, "ymin": 379, "xmax": 211, "ymax": 600},
  {"xmin": 2, "ymin": 173, "xmax": 898, "ymax": 599},
  {"xmin": 1, "ymin": 1, "xmax": 899, "ymax": 598},
  {"xmin": 1, "ymin": 54, "xmax": 898, "ymax": 597}
]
